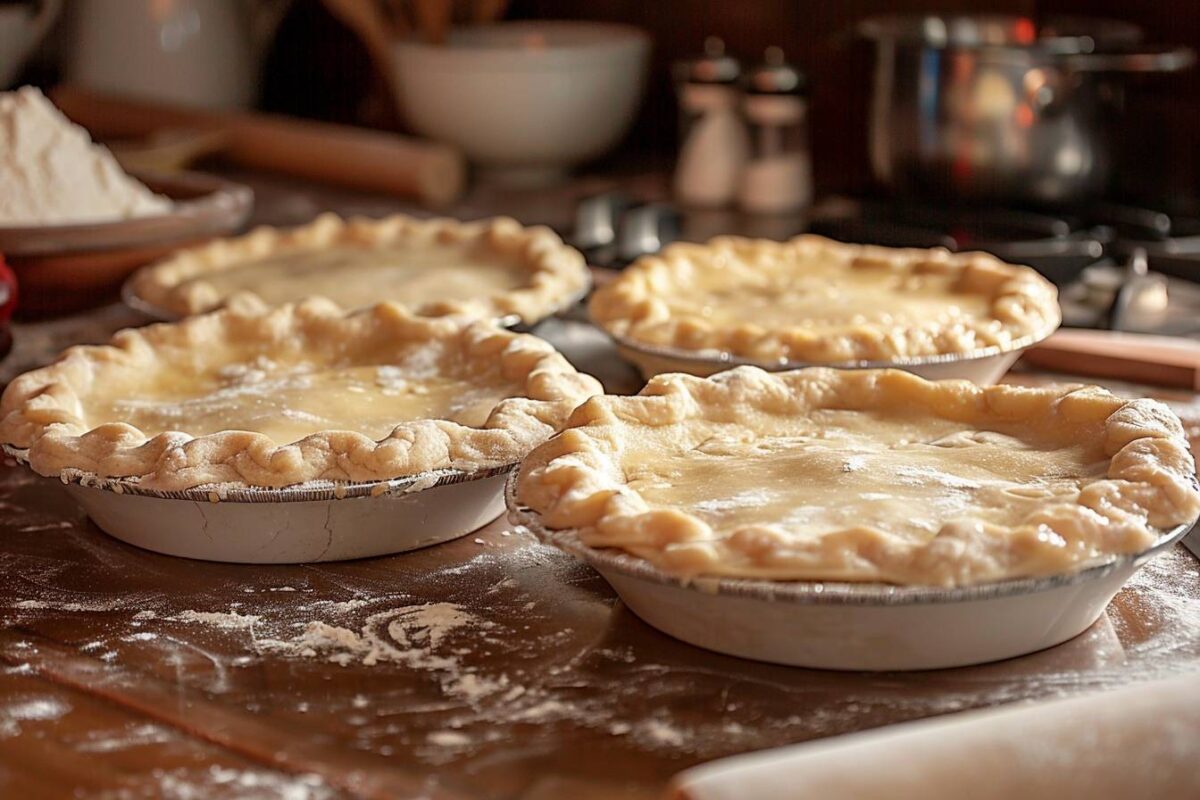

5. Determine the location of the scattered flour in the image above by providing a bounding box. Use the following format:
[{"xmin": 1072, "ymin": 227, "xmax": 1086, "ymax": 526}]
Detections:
[
  {"xmin": 509, "ymin": 699, "xmax": 575, "ymax": 722},
  {"xmin": 446, "ymin": 672, "xmax": 509, "ymax": 703},
  {"xmin": 76, "ymin": 723, "xmax": 176, "ymax": 753},
  {"xmin": 299, "ymin": 598, "xmax": 371, "ymax": 614},
  {"xmin": 0, "ymin": 697, "xmax": 71, "ymax": 738},
  {"xmin": 255, "ymin": 603, "xmax": 505, "ymax": 704},
  {"xmin": 144, "ymin": 766, "xmax": 333, "ymax": 800},
  {"xmin": 426, "ymin": 730, "xmax": 472, "ymax": 747},
  {"xmin": 171, "ymin": 609, "xmax": 262, "ymax": 631},
  {"xmin": 388, "ymin": 603, "xmax": 477, "ymax": 650},
  {"xmin": 14, "ymin": 598, "xmax": 138, "ymax": 612},
  {"xmin": 5, "ymin": 473, "xmax": 1198, "ymax": 774},
  {"xmin": 638, "ymin": 718, "xmax": 688, "ymax": 747}
]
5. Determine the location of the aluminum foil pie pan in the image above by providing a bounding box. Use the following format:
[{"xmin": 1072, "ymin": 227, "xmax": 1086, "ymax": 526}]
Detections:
[
  {"xmin": 605, "ymin": 327, "xmax": 1058, "ymax": 385},
  {"xmin": 507, "ymin": 476, "xmax": 1196, "ymax": 671},
  {"xmin": 4, "ymin": 445, "xmax": 512, "ymax": 564},
  {"xmin": 122, "ymin": 268, "xmax": 593, "ymax": 328}
]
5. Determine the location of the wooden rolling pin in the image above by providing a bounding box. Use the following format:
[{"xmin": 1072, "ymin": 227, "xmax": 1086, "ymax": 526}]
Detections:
[
  {"xmin": 669, "ymin": 671, "xmax": 1200, "ymax": 800},
  {"xmin": 1022, "ymin": 329, "xmax": 1200, "ymax": 390},
  {"xmin": 51, "ymin": 85, "xmax": 466, "ymax": 207}
]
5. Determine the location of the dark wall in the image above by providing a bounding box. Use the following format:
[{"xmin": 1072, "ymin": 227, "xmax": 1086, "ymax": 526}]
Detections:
[
  {"xmin": 510, "ymin": 0, "xmax": 1198, "ymax": 203},
  {"xmin": 1039, "ymin": 0, "xmax": 1200, "ymax": 205}
]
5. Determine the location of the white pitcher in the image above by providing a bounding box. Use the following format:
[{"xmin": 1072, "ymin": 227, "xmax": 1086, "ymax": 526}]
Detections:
[{"xmin": 66, "ymin": 0, "xmax": 290, "ymax": 109}]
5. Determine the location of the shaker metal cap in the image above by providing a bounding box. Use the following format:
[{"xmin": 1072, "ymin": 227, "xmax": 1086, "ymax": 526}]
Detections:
[
  {"xmin": 744, "ymin": 47, "xmax": 807, "ymax": 95},
  {"xmin": 674, "ymin": 36, "xmax": 742, "ymax": 84}
]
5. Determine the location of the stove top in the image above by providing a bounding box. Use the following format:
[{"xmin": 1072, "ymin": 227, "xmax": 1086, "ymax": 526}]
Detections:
[
  {"xmin": 808, "ymin": 199, "xmax": 1200, "ymax": 337},
  {"xmin": 573, "ymin": 193, "xmax": 1200, "ymax": 338},
  {"xmin": 808, "ymin": 199, "xmax": 1200, "ymax": 283}
]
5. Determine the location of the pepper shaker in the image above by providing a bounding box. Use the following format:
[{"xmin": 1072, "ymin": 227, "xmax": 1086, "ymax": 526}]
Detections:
[
  {"xmin": 673, "ymin": 37, "xmax": 750, "ymax": 208},
  {"xmin": 738, "ymin": 47, "xmax": 812, "ymax": 215}
]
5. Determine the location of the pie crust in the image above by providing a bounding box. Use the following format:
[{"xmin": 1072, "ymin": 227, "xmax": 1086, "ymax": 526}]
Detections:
[
  {"xmin": 0, "ymin": 299, "xmax": 601, "ymax": 490},
  {"xmin": 589, "ymin": 235, "xmax": 1060, "ymax": 364},
  {"xmin": 127, "ymin": 213, "xmax": 590, "ymax": 323},
  {"xmin": 515, "ymin": 367, "xmax": 1199, "ymax": 587}
]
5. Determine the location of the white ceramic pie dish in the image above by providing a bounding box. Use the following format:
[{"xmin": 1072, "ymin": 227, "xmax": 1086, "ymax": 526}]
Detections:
[
  {"xmin": 507, "ymin": 477, "xmax": 1197, "ymax": 671},
  {"xmin": 606, "ymin": 327, "xmax": 1055, "ymax": 385},
  {"xmin": 4, "ymin": 445, "xmax": 512, "ymax": 563}
]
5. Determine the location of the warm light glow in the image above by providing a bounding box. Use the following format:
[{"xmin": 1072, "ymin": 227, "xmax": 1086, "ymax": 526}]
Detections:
[
  {"xmin": 1014, "ymin": 17, "xmax": 1037, "ymax": 45},
  {"xmin": 521, "ymin": 33, "xmax": 549, "ymax": 51},
  {"xmin": 149, "ymin": 0, "xmax": 175, "ymax": 24}
]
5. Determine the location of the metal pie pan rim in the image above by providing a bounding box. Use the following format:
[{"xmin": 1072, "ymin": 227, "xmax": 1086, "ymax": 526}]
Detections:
[
  {"xmin": 505, "ymin": 474, "xmax": 1196, "ymax": 607},
  {"xmin": 3, "ymin": 444, "xmax": 517, "ymax": 504},
  {"xmin": 121, "ymin": 255, "xmax": 593, "ymax": 326},
  {"xmin": 601, "ymin": 322, "xmax": 1060, "ymax": 373}
]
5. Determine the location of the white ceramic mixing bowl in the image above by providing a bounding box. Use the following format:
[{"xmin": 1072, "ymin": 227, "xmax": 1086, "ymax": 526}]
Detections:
[{"xmin": 393, "ymin": 21, "xmax": 649, "ymax": 185}]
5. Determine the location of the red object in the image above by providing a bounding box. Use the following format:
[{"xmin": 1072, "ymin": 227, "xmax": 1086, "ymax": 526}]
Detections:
[
  {"xmin": 0, "ymin": 254, "xmax": 17, "ymax": 320},
  {"xmin": 1014, "ymin": 17, "xmax": 1038, "ymax": 45},
  {"xmin": 0, "ymin": 254, "xmax": 16, "ymax": 359}
]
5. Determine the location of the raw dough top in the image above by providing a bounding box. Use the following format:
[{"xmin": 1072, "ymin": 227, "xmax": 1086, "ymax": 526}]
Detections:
[{"xmin": 517, "ymin": 367, "xmax": 1200, "ymax": 586}]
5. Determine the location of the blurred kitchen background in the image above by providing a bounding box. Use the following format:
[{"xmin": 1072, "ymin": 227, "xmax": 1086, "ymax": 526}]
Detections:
[
  {"xmin": 7, "ymin": 0, "xmax": 1196, "ymax": 201},
  {"xmin": 5, "ymin": 0, "xmax": 1200, "ymax": 333},
  {"xmin": 517, "ymin": 0, "xmax": 1200, "ymax": 209}
]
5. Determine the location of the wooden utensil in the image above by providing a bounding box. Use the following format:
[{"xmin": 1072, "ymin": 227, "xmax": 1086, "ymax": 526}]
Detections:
[
  {"xmin": 109, "ymin": 128, "xmax": 231, "ymax": 173},
  {"xmin": 51, "ymin": 86, "xmax": 466, "ymax": 207},
  {"xmin": 412, "ymin": 0, "xmax": 453, "ymax": 43},
  {"xmin": 471, "ymin": 0, "xmax": 509, "ymax": 24},
  {"xmin": 1021, "ymin": 329, "xmax": 1200, "ymax": 390},
  {"xmin": 383, "ymin": 0, "xmax": 412, "ymax": 33},
  {"xmin": 670, "ymin": 672, "xmax": 1200, "ymax": 800}
]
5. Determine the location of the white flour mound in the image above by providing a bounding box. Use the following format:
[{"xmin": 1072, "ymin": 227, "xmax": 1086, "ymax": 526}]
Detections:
[{"xmin": 0, "ymin": 86, "xmax": 171, "ymax": 226}]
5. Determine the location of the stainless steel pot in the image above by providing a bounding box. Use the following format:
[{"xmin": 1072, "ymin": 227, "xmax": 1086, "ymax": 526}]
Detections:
[{"xmin": 861, "ymin": 15, "xmax": 1194, "ymax": 206}]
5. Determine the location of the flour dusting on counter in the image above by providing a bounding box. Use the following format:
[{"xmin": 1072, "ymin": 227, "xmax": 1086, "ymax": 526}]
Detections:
[
  {"xmin": 0, "ymin": 696, "xmax": 71, "ymax": 738},
  {"xmin": 5, "ymin": 428, "xmax": 1200, "ymax": 782},
  {"xmin": 171, "ymin": 609, "xmax": 262, "ymax": 631},
  {"xmin": 103, "ymin": 766, "xmax": 336, "ymax": 800},
  {"xmin": 74, "ymin": 723, "xmax": 177, "ymax": 753},
  {"xmin": 257, "ymin": 602, "xmax": 482, "ymax": 663}
]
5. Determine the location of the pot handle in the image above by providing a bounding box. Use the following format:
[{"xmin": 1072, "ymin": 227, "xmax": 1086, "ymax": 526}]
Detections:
[{"xmin": 1063, "ymin": 45, "xmax": 1195, "ymax": 73}]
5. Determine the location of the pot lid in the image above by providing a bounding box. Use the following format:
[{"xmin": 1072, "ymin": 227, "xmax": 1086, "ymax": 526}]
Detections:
[{"xmin": 858, "ymin": 15, "xmax": 1143, "ymax": 55}]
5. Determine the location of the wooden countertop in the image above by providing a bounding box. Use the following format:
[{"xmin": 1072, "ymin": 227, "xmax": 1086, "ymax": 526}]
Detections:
[{"xmin": 3, "ymin": 173, "xmax": 1199, "ymax": 799}]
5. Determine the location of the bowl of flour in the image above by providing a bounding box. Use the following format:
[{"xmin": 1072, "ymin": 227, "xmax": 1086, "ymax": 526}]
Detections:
[{"xmin": 0, "ymin": 87, "xmax": 251, "ymax": 315}]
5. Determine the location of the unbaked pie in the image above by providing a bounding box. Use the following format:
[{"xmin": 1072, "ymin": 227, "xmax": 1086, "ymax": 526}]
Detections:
[
  {"xmin": 127, "ymin": 213, "xmax": 590, "ymax": 323},
  {"xmin": 589, "ymin": 235, "xmax": 1060, "ymax": 364},
  {"xmin": 514, "ymin": 367, "xmax": 1199, "ymax": 586},
  {"xmin": 0, "ymin": 299, "xmax": 601, "ymax": 490}
]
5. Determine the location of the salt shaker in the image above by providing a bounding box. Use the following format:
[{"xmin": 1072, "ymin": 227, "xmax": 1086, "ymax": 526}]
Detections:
[
  {"xmin": 673, "ymin": 37, "xmax": 749, "ymax": 208},
  {"xmin": 738, "ymin": 47, "xmax": 812, "ymax": 215}
]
